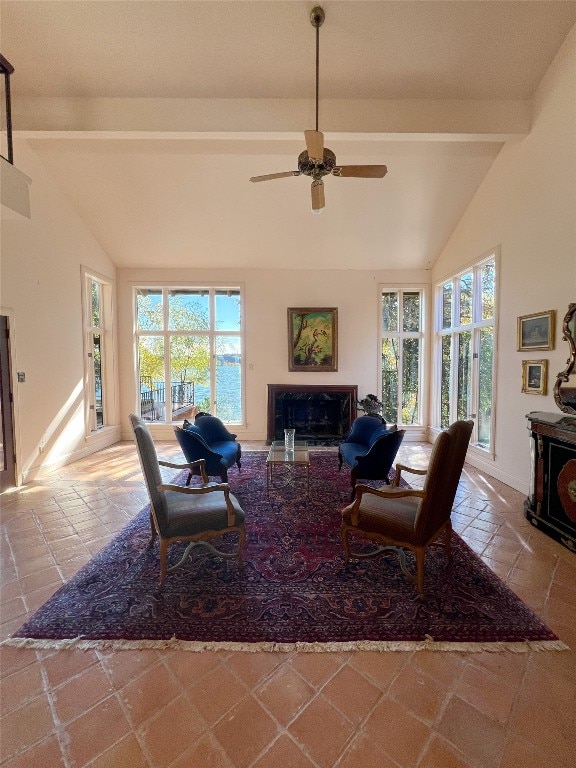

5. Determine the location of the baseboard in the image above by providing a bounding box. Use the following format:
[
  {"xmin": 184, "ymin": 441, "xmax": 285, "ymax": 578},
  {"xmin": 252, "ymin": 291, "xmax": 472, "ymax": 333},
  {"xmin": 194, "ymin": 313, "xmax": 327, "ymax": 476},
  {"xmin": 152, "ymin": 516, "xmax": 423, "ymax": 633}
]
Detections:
[{"xmin": 463, "ymin": 451, "xmax": 528, "ymax": 495}]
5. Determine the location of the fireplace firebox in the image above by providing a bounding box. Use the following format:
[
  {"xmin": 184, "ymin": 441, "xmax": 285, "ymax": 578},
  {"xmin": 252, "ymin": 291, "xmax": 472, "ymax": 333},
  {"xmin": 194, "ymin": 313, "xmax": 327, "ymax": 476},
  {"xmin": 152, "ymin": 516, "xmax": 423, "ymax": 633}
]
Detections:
[{"xmin": 267, "ymin": 384, "xmax": 357, "ymax": 444}]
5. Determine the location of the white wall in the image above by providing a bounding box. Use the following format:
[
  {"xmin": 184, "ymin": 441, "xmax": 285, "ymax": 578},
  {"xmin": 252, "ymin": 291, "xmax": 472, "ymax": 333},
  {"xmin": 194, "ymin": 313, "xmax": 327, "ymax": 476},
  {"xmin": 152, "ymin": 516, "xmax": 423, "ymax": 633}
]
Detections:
[
  {"xmin": 432, "ymin": 25, "xmax": 576, "ymax": 492},
  {"xmin": 116, "ymin": 267, "xmax": 430, "ymax": 442},
  {"xmin": 0, "ymin": 139, "xmax": 119, "ymax": 483}
]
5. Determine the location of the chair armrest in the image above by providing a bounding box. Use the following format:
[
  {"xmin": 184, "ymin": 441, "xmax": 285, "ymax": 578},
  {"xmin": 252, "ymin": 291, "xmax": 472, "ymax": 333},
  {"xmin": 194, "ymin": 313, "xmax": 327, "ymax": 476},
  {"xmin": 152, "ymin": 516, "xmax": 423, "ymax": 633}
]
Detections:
[
  {"xmin": 157, "ymin": 481, "xmax": 238, "ymax": 524},
  {"xmin": 392, "ymin": 463, "xmax": 428, "ymax": 487},
  {"xmin": 159, "ymin": 457, "xmax": 208, "ymax": 483},
  {"xmin": 353, "ymin": 483, "xmax": 426, "ymax": 501}
]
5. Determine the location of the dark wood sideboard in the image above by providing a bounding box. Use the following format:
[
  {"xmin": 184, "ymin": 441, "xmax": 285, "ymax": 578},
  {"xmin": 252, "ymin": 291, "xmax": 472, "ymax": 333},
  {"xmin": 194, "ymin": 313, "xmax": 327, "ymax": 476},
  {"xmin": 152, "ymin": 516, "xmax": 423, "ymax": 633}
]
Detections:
[{"xmin": 525, "ymin": 411, "xmax": 576, "ymax": 552}]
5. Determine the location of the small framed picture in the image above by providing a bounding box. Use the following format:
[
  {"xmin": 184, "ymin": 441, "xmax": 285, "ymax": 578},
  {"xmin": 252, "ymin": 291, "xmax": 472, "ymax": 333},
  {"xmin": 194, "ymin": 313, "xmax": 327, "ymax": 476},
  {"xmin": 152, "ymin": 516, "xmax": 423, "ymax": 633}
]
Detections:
[
  {"xmin": 517, "ymin": 310, "xmax": 555, "ymax": 351},
  {"xmin": 522, "ymin": 360, "xmax": 548, "ymax": 395}
]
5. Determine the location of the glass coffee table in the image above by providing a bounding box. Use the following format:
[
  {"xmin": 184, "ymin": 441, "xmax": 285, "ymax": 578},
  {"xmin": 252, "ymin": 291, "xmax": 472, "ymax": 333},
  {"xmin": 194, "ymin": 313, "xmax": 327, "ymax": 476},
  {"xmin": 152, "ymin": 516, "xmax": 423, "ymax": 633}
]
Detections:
[{"xmin": 266, "ymin": 441, "xmax": 310, "ymax": 498}]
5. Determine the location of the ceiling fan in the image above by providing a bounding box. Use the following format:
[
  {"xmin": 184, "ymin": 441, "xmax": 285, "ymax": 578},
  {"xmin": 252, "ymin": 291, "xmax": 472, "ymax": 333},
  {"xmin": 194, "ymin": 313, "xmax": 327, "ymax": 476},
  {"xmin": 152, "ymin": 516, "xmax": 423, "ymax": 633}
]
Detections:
[{"xmin": 249, "ymin": 6, "xmax": 387, "ymax": 213}]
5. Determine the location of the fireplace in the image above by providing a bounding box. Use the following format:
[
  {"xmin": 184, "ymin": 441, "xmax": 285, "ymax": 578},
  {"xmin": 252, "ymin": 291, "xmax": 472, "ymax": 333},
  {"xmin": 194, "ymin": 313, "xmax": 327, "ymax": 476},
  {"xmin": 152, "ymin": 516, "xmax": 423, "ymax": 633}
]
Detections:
[{"xmin": 267, "ymin": 384, "xmax": 357, "ymax": 444}]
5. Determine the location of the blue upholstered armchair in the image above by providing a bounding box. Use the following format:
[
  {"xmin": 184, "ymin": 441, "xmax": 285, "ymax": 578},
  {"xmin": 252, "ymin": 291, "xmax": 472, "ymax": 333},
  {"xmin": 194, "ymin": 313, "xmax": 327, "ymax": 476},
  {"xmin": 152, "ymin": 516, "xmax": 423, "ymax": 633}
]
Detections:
[
  {"xmin": 174, "ymin": 414, "xmax": 242, "ymax": 484},
  {"xmin": 338, "ymin": 416, "xmax": 405, "ymax": 499}
]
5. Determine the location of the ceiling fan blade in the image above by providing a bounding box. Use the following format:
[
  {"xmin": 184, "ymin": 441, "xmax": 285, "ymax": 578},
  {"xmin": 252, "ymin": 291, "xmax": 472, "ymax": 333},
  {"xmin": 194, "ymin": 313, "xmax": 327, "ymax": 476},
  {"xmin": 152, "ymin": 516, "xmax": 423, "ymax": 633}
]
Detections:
[
  {"xmin": 250, "ymin": 171, "xmax": 300, "ymax": 183},
  {"xmin": 311, "ymin": 180, "xmax": 325, "ymax": 211},
  {"xmin": 332, "ymin": 165, "xmax": 388, "ymax": 178},
  {"xmin": 304, "ymin": 130, "xmax": 324, "ymax": 162}
]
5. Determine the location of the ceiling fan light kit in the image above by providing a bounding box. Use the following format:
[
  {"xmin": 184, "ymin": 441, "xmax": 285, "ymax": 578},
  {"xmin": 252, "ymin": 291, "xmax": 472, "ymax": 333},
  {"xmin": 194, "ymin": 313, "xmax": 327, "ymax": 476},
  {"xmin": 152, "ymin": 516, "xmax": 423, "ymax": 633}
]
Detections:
[{"xmin": 249, "ymin": 6, "xmax": 387, "ymax": 213}]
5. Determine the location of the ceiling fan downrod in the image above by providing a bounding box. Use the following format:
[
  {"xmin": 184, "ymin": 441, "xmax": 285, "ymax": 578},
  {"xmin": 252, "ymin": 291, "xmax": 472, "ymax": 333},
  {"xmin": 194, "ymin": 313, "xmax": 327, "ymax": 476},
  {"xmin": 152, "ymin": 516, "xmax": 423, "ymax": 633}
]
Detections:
[{"xmin": 310, "ymin": 7, "xmax": 325, "ymax": 133}]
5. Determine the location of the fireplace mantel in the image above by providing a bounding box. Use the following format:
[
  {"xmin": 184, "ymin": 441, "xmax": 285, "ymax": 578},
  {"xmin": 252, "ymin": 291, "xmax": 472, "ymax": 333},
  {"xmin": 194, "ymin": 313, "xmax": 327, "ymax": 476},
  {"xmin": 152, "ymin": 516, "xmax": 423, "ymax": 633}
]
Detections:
[{"xmin": 267, "ymin": 384, "xmax": 358, "ymax": 444}]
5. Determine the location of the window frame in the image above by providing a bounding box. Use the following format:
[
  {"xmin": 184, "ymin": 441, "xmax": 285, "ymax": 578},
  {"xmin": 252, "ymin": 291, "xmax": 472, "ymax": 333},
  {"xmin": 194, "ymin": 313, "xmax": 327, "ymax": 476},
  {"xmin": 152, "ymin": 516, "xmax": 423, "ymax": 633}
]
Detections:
[
  {"xmin": 378, "ymin": 285, "xmax": 428, "ymax": 427},
  {"xmin": 132, "ymin": 284, "xmax": 245, "ymax": 425},
  {"xmin": 432, "ymin": 248, "xmax": 499, "ymax": 455},
  {"xmin": 81, "ymin": 267, "xmax": 115, "ymax": 437}
]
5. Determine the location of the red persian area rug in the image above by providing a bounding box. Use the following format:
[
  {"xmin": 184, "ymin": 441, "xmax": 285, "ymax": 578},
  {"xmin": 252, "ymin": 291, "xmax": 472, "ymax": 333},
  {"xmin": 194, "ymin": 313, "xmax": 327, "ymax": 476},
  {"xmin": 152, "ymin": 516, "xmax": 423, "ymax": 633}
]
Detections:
[{"xmin": 4, "ymin": 452, "xmax": 566, "ymax": 653}]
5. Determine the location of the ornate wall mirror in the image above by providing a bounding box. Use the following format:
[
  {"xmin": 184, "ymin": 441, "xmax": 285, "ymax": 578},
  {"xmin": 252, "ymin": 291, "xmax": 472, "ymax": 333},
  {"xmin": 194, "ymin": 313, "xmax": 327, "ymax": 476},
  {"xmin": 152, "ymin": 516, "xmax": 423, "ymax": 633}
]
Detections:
[{"xmin": 554, "ymin": 303, "xmax": 576, "ymax": 414}]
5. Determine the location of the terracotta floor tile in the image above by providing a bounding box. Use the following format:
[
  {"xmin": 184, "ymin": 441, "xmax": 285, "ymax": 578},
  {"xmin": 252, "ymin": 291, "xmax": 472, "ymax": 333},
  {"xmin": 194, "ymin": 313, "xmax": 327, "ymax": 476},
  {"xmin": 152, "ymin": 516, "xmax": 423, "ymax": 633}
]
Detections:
[
  {"xmin": 139, "ymin": 693, "xmax": 207, "ymax": 767},
  {"xmin": 187, "ymin": 665, "xmax": 248, "ymax": 726},
  {"xmin": 53, "ymin": 661, "xmax": 114, "ymax": 724},
  {"xmin": 169, "ymin": 733, "xmax": 235, "ymax": 768},
  {"xmin": 362, "ymin": 695, "xmax": 431, "ymax": 767},
  {"xmin": 0, "ymin": 660, "xmax": 45, "ymax": 717},
  {"xmin": 0, "ymin": 693, "xmax": 55, "ymax": 763},
  {"xmin": 86, "ymin": 734, "xmax": 150, "ymax": 768},
  {"xmin": 418, "ymin": 734, "xmax": 476, "ymax": 768},
  {"xmin": 0, "ymin": 646, "xmax": 38, "ymax": 679},
  {"xmin": 336, "ymin": 732, "xmax": 399, "ymax": 768},
  {"xmin": 320, "ymin": 664, "xmax": 382, "ymax": 724},
  {"xmin": 99, "ymin": 648, "xmax": 161, "ymax": 689},
  {"xmin": 65, "ymin": 694, "xmax": 131, "ymax": 767},
  {"xmin": 225, "ymin": 650, "xmax": 285, "ymax": 687},
  {"xmin": 213, "ymin": 694, "xmax": 278, "ymax": 768},
  {"xmin": 41, "ymin": 648, "xmax": 100, "ymax": 688},
  {"xmin": 255, "ymin": 664, "xmax": 315, "ymax": 725},
  {"xmin": 164, "ymin": 648, "xmax": 224, "ymax": 689},
  {"xmin": 252, "ymin": 734, "xmax": 317, "ymax": 768},
  {"xmin": 454, "ymin": 663, "xmax": 516, "ymax": 724},
  {"xmin": 348, "ymin": 649, "xmax": 409, "ymax": 688},
  {"xmin": 288, "ymin": 651, "xmax": 346, "ymax": 689},
  {"xmin": 0, "ymin": 735, "xmax": 66, "ymax": 768},
  {"xmin": 389, "ymin": 662, "xmax": 449, "ymax": 725},
  {"xmin": 120, "ymin": 662, "xmax": 184, "ymax": 727},
  {"xmin": 289, "ymin": 693, "xmax": 356, "ymax": 768},
  {"xmin": 436, "ymin": 695, "xmax": 507, "ymax": 766}
]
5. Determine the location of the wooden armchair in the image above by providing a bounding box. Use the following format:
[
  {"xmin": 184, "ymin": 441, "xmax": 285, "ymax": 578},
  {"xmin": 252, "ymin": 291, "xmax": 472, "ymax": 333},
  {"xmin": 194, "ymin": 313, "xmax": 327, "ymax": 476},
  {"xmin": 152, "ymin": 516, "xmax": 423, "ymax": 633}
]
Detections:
[
  {"xmin": 341, "ymin": 420, "xmax": 473, "ymax": 594},
  {"xmin": 130, "ymin": 414, "xmax": 246, "ymax": 586}
]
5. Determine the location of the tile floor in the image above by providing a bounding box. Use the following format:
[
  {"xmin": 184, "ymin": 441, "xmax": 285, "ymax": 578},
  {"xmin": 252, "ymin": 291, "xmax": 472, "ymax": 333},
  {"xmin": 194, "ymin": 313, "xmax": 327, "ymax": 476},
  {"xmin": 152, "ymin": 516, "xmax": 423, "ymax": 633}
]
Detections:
[{"xmin": 1, "ymin": 440, "xmax": 575, "ymax": 768}]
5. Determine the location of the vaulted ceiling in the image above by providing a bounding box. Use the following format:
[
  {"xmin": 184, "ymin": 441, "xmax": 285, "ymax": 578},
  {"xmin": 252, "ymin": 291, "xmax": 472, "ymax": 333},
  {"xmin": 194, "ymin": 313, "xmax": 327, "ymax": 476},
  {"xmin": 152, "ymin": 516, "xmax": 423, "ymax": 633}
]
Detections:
[{"xmin": 3, "ymin": 1, "xmax": 576, "ymax": 270}]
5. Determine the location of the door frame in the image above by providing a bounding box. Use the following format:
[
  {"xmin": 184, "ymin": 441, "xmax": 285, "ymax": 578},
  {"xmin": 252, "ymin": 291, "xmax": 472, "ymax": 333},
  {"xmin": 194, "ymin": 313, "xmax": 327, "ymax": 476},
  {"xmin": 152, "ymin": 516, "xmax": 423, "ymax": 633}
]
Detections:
[{"xmin": 0, "ymin": 309, "xmax": 20, "ymax": 489}]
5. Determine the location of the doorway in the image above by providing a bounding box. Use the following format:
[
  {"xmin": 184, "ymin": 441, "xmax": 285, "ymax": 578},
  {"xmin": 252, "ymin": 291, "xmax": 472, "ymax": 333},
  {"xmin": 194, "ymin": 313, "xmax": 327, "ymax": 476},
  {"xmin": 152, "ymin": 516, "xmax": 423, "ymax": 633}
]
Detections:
[{"xmin": 0, "ymin": 315, "xmax": 16, "ymax": 490}]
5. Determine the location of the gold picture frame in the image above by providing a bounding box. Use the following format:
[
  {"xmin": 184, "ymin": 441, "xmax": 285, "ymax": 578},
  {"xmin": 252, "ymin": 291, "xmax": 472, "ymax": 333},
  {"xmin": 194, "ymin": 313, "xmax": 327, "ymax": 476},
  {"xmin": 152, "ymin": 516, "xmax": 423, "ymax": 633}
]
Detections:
[
  {"xmin": 517, "ymin": 310, "xmax": 555, "ymax": 351},
  {"xmin": 288, "ymin": 308, "xmax": 338, "ymax": 372},
  {"xmin": 522, "ymin": 359, "xmax": 548, "ymax": 395}
]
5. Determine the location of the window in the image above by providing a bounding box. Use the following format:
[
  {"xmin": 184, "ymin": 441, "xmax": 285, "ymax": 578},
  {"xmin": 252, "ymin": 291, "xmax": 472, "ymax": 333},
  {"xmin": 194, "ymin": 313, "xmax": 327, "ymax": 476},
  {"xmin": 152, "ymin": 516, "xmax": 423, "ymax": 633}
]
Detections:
[
  {"xmin": 135, "ymin": 286, "xmax": 243, "ymax": 424},
  {"xmin": 82, "ymin": 270, "xmax": 114, "ymax": 433},
  {"xmin": 380, "ymin": 288, "xmax": 425, "ymax": 425},
  {"xmin": 435, "ymin": 253, "xmax": 496, "ymax": 450}
]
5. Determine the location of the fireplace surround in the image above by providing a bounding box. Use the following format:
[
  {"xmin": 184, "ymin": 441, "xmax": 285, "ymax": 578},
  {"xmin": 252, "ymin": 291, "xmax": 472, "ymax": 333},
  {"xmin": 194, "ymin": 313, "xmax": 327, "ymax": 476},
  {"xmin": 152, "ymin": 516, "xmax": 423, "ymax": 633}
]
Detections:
[{"xmin": 267, "ymin": 384, "xmax": 357, "ymax": 444}]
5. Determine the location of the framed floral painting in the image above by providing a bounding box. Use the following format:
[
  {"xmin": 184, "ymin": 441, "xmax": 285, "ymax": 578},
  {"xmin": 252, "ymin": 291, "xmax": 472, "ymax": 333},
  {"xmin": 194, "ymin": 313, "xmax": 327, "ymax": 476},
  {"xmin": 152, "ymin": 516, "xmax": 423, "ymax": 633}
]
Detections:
[{"xmin": 288, "ymin": 308, "xmax": 338, "ymax": 372}]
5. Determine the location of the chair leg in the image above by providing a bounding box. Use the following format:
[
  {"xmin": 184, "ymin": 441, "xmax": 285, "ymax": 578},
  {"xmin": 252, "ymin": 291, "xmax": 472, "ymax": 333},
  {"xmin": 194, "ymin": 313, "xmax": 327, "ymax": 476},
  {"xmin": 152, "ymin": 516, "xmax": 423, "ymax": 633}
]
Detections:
[
  {"xmin": 338, "ymin": 451, "xmax": 343, "ymax": 471},
  {"xmin": 185, "ymin": 471, "xmax": 192, "ymax": 486},
  {"xmin": 147, "ymin": 511, "xmax": 157, "ymax": 549},
  {"xmin": 350, "ymin": 469, "xmax": 357, "ymax": 500}
]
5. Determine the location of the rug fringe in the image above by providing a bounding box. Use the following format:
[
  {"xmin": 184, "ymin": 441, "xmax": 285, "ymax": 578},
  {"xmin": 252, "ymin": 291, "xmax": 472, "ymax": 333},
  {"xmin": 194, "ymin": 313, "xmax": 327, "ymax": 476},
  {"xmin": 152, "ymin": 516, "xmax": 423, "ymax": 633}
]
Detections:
[{"xmin": 1, "ymin": 636, "xmax": 569, "ymax": 653}]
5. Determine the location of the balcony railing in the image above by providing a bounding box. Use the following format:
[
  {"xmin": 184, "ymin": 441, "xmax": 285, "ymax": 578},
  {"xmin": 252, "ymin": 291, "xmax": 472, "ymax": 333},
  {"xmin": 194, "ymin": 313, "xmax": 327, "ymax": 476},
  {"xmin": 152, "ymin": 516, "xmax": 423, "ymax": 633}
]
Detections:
[{"xmin": 140, "ymin": 379, "xmax": 195, "ymax": 421}]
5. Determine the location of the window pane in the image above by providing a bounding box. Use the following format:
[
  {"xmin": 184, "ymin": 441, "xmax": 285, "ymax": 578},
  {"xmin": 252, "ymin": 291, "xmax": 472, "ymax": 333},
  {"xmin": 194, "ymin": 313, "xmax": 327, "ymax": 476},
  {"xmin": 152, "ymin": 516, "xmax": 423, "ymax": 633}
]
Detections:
[
  {"xmin": 478, "ymin": 327, "xmax": 493, "ymax": 446},
  {"xmin": 441, "ymin": 336, "xmax": 451, "ymax": 428},
  {"xmin": 457, "ymin": 331, "xmax": 472, "ymax": 420},
  {"xmin": 91, "ymin": 280, "xmax": 101, "ymax": 327},
  {"xmin": 215, "ymin": 290, "xmax": 241, "ymax": 331},
  {"xmin": 170, "ymin": 335, "xmax": 211, "ymax": 415},
  {"xmin": 216, "ymin": 335, "xmax": 242, "ymax": 423},
  {"xmin": 481, "ymin": 260, "xmax": 495, "ymax": 320},
  {"xmin": 168, "ymin": 290, "xmax": 209, "ymax": 331},
  {"xmin": 401, "ymin": 338, "xmax": 419, "ymax": 424},
  {"xmin": 137, "ymin": 289, "xmax": 163, "ymax": 331},
  {"xmin": 138, "ymin": 336, "xmax": 165, "ymax": 421},
  {"xmin": 382, "ymin": 292, "xmax": 398, "ymax": 332},
  {"xmin": 93, "ymin": 333, "xmax": 103, "ymax": 428},
  {"xmin": 381, "ymin": 338, "xmax": 398, "ymax": 423},
  {"xmin": 403, "ymin": 292, "xmax": 420, "ymax": 332},
  {"xmin": 459, "ymin": 273, "xmax": 473, "ymax": 325},
  {"xmin": 442, "ymin": 283, "xmax": 452, "ymax": 329}
]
